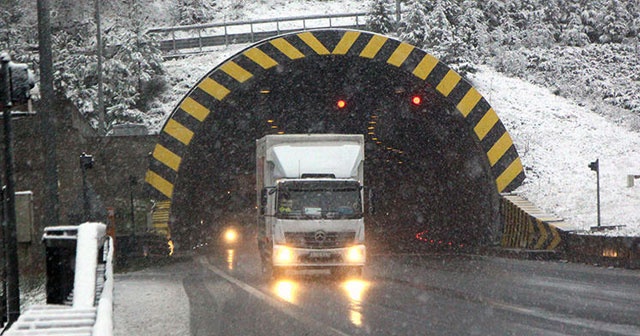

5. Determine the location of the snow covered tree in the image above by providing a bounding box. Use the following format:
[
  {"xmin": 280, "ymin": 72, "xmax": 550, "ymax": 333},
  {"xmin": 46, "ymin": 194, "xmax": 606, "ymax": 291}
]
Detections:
[
  {"xmin": 99, "ymin": 1, "xmax": 167, "ymax": 128},
  {"xmin": 52, "ymin": 0, "xmax": 167, "ymax": 130},
  {"xmin": 0, "ymin": 0, "xmax": 37, "ymax": 55},
  {"xmin": 366, "ymin": 0, "xmax": 395, "ymax": 35},
  {"xmin": 397, "ymin": 0, "xmax": 429, "ymax": 46},
  {"xmin": 456, "ymin": 1, "xmax": 488, "ymax": 58},
  {"xmin": 597, "ymin": 0, "xmax": 632, "ymax": 43},
  {"xmin": 423, "ymin": 1, "xmax": 454, "ymax": 51},
  {"xmin": 176, "ymin": 0, "xmax": 218, "ymax": 25},
  {"xmin": 101, "ymin": 29, "xmax": 165, "ymax": 127},
  {"xmin": 479, "ymin": 0, "xmax": 507, "ymax": 31},
  {"xmin": 0, "ymin": 0, "xmax": 23, "ymax": 29},
  {"xmin": 580, "ymin": 6, "xmax": 600, "ymax": 43},
  {"xmin": 423, "ymin": 1, "xmax": 469, "ymax": 72},
  {"xmin": 559, "ymin": 12, "xmax": 590, "ymax": 46},
  {"xmin": 52, "ymin": 30, "xmax": 98, "ymax": 115}
]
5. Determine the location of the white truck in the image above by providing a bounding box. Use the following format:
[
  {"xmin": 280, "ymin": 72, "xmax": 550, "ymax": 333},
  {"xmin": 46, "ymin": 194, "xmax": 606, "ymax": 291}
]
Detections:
[{"xmin": 256, "ymin": 134, "xmax": 366, "ymax": 278}]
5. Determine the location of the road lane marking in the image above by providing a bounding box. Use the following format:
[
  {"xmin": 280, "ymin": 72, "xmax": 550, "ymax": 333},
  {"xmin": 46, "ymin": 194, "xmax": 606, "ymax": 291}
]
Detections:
[
  {"xmin": 197, "ymin": 256, "xmax": 351, "ymax": 336},
  {"xmin": 377, "ymin": 273, "xmax": 640, "ymax": 336},
  {"xmin": 488, "ymin": 300, "xmax": 640, "ymax": 336}
]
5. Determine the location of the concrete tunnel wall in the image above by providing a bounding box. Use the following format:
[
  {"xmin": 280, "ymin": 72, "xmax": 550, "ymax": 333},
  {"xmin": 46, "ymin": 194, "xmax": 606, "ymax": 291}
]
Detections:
[{"xmin": 145, "ymin": 29, "xmax": 525, "ymax": 250}]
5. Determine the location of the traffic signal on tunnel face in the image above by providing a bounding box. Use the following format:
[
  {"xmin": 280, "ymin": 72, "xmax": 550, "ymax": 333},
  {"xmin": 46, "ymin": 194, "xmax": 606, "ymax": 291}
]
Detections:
[
  {"xmin": 0, "ymin": 55, "xmax": 35, "ymax": 107},
  {"xmin": 410, "ymin": 95, "xmax": 422, "ymax": 106},
  {"xmin": 8, "ymin": 62, "xmax": 35, "ymax": 105}
]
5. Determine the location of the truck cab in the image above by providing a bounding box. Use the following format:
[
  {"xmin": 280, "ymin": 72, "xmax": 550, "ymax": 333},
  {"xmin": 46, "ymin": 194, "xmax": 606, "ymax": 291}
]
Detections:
[{"xmin": 256, "ymin": 134, "xmax": 366, "ymax": 279}]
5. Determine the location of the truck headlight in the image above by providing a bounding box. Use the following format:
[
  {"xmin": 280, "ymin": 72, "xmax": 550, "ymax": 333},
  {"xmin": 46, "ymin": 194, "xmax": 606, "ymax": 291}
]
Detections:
[
  {"xmin": 346, "ymin": 245, "xmax": 366, "ymax": 264},
  {"xmin": 273, "ymin": 245, "xmax": 294, "ymax": 264}
]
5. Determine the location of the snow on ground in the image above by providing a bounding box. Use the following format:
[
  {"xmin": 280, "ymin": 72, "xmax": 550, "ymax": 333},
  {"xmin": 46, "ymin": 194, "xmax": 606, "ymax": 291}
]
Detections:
[
  {"xmin": 470, "ymin": 66, "xmax": 640, "ymax": 236},
  {"xmin": 113, "ymin": 263, "xmax": 191, "ymax": 336}
]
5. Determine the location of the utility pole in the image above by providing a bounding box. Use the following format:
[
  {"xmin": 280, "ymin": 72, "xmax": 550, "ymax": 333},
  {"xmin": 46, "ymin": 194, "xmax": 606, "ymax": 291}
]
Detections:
[
  {"xmin": 1, "ymin": 54, "xmax": 21, "ymax": 327},
  {"xmin": 80, "ymin": 153, "xmax": 94, "ymax": 222},
  {"xmin": 129, "ymin": 175, "xmax": 136, "ymax": 243},
  {"xmin": 588, "ymin": 159, "xmax": 601, "ymax": 228},
  {"xmin": 95, "ymin": 0, "xmax": 105, "ymax": 134},
  {"xmin": 395, "ymin": 0, "xmax": 402, "ymax": 27},
  {"xmin": 38, "ymin": 0, "xmax": 60, "ymax": 228}
]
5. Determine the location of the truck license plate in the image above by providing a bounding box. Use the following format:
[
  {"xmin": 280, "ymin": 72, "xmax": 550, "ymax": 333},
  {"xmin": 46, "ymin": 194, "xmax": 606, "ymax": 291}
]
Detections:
[{"xmin": 309, "ymin": 251, "xmax": 331, "ymax": 259}]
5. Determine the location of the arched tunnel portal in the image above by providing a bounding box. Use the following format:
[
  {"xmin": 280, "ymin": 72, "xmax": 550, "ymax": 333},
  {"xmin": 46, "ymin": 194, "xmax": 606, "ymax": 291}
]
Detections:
[{"xmin": 145, "ymin": 29, "xmax": 525, "ymax": 252}]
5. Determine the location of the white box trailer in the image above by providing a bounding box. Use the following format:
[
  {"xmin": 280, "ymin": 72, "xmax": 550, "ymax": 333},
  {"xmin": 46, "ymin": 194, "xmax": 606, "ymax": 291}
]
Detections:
[{"xmin": 256, "ymin": 134, "xmax": 366, "ymax": 278}]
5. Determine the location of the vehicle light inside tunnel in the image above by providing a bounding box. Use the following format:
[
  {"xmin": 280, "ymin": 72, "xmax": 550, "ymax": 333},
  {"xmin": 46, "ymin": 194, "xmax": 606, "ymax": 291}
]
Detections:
[
  {"xmin": 415, "ymin": 230, "xmax": 464, "ymax": 248},
  {"xmin": 411, "ymin": 95, "xmax": 422, "ymax": 106},
  {"xmin": 336, "ymin": 99, "xmax": 347, "ymax": 109},
  {"xmin": 602, "ymin": 248, "xmax": 618, "ymax": 257},
  {"xmin": 224, "ymin": 228, "xmax": 238, "ymax": 244}
]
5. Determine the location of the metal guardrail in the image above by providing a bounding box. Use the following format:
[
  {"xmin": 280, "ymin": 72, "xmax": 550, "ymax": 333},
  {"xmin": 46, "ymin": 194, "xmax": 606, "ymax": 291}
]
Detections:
[{"xmin": 146, "ymin": 12, "xmax": 368, "ymax": 55}]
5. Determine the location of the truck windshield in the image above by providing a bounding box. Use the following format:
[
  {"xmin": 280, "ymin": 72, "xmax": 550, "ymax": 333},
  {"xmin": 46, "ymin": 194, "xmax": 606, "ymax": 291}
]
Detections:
[{"xmin": 276, "ymin": 180, "xmax": 363, "ymax": 219}]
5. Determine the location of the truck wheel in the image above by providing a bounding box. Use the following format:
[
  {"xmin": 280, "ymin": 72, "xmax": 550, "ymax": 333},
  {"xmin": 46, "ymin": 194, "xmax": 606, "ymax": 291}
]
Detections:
[{"xmin": 261, "ymin": 262, "xmax": 274, "ymax": 281}]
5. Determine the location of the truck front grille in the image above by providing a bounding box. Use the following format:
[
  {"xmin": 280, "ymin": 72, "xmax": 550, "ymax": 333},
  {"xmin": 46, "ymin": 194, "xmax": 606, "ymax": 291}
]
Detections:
[{"xmin": 284, "ymin": 231, "xmax": 356, "ymax": 249}]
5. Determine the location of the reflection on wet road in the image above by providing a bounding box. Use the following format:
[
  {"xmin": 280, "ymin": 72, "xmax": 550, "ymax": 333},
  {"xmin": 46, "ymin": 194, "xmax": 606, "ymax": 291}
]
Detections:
[{"xmin": 183, "ymin": 241, "xmax": 640, "ymax": 336}]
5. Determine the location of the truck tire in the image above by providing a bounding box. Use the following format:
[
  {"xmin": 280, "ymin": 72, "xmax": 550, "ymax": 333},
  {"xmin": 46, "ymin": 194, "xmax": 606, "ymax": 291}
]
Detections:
[
  {"xmin": 272, "ymin": 266, "xmax": 285, "ymax": 279},
  {"xmin": 261, "ymin": 261, "xmax": 274, "ymax": 281}
]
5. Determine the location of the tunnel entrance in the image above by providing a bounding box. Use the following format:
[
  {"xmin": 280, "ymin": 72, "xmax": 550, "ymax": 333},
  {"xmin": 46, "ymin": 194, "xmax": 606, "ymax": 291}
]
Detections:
[{"xmin": 145, "ymin": 30, "xmax": 524, "ymax": 252}]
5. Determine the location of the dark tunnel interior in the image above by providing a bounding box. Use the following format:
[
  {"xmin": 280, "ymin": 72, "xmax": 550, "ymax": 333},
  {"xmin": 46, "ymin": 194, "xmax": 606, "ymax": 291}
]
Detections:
[{"xmin": 169, "ymin": 55, "xmax": 500, "ymax": 253}]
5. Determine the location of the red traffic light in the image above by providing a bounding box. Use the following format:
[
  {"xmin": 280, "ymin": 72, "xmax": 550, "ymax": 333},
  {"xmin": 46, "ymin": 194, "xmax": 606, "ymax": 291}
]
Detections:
[
  {"xmin": 336, "ymin": 99, "xmax": 347, "ymax": 109},
  {"xmin": 411, "ymin": 95, "xmax": 422, "ymax": 106}
]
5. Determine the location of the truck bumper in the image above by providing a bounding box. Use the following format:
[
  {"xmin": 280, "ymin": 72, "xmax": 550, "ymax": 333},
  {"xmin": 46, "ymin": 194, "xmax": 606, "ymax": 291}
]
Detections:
[{"xmin": 272, "ymin": 244, "xmax": 366, "ymax": 267}]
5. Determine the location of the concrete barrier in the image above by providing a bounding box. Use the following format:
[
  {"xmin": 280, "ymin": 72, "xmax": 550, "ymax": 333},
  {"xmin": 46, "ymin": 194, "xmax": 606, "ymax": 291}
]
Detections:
[
  {"xmin": 498, "ymin": 194, "xmax": 638, "ymax": 269},
  {"xmin": 564, "ymin": 234, "xmax": 639, "ymax": 269},
  {"xmin": 4, "ymin": 223, "xmax": 114, "ymax": 335}
]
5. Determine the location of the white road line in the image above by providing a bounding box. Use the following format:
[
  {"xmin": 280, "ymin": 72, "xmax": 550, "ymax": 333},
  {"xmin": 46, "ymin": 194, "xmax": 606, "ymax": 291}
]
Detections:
[
  {"xmin": 197, "ymin": 256, "xmax": 352, "ymax": 336},
  {"xmin": 489, "ymin": 300, "xmax": 640, "ymax": 336}
]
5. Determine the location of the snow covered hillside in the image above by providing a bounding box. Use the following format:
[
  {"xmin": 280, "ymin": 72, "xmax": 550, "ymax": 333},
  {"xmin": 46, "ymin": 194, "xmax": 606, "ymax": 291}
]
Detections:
[{"xmin": 469, "ymin": 67, "xmax": 640, "ymax": 236}]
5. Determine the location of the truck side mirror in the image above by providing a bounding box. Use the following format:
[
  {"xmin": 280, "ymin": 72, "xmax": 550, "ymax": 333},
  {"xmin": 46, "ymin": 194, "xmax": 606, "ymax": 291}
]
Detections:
[
  {"xmin": 367, "ymin": 187, "xmax": 375, "ymax": 215},
  {"xmin": 260, "ymin": 188, "xmax": 268, "ymax": 215}
]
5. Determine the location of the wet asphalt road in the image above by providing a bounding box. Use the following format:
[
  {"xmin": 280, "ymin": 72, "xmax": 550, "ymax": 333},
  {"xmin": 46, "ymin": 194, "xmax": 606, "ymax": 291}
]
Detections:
[{"xmin": 176, "ymin": 240, "xmax": 640, "ymax": 336}]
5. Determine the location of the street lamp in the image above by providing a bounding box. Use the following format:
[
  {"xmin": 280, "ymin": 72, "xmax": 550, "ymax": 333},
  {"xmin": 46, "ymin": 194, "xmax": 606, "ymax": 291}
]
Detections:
[
  {"xmin": 588, "ymin": 159, "xmax": 601, "ymax": 228},
  {"xmin": 129, "ymin": 175, "xmax": 137, "ymax": 243},
  {"xmin": 80, "ymin": 152, "xmax": 94, "ymax": 222}
]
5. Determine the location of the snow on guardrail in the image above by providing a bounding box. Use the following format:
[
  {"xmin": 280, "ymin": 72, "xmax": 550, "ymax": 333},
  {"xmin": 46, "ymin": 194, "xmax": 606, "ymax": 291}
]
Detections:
[{"xmin": 4, "ymin": 223, "xmax": 113, "ymax": 336}]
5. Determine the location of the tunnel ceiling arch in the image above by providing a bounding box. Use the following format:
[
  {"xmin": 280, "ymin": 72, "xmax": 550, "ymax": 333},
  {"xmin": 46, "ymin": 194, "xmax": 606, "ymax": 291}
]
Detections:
[{"xmin": 145, "ymin": 29, "xmax": 525, "ymax": 207}]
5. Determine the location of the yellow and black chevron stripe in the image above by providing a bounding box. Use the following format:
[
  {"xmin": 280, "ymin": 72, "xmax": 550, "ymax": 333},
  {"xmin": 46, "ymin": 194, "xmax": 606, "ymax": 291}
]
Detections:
[
  {"xmin": 150, "ymin": 200, "xmax": 172, "ymax": 238},
  {"xmin": 500, "ymin": 195, "xmax": 563, "ymax": 250},
  {"xmin": 146, "ymin": 29, "xmax": 525, "ymax": 200}
]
